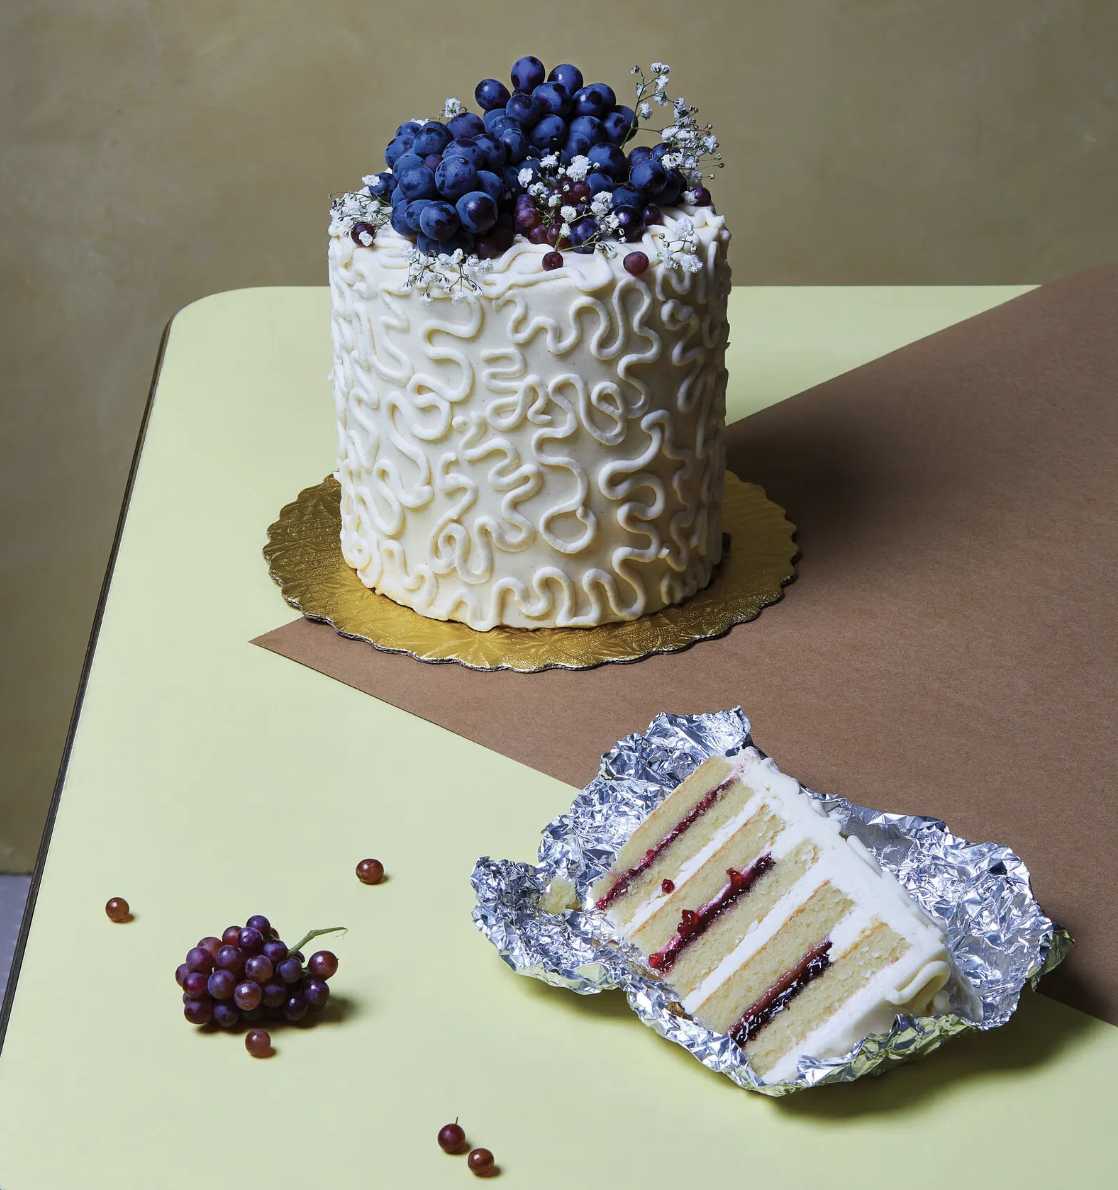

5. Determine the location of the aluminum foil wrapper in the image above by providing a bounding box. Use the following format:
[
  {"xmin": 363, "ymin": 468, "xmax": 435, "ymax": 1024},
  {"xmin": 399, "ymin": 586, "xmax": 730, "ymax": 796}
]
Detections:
[{"xmin": 471, "ymin": 708, "xmax": 1072, "ymax": 1096}]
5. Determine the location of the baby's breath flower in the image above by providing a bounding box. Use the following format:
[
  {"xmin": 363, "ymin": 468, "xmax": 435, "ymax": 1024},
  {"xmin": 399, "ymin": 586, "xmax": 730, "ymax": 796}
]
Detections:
[
  {"xmin": 329, "ymin": 188, "xmax": 392, "ymax": 240},
  {"xmin": 630, "ymin": 65, "xmax": 725, "ymax": 191},
  {"xmin": 442, "ymin": 98, "xmax": 463, "ymax": 117},
  {"xmin": 519, "ymin": 167, "xmax": 535, "ymax": 187},
  {"xmin": 590, "ymin": 191, "xmax": 614, "ymax": 217},
  {"xmin": 565, "ymin": 154, "xmax": 591, "ymax": 181},
  {"xmin": 548, "ymin": 193, "xmax": 561, "ymax": 207},
  {"xmin": 560, "ymin": 204, "xmax": 578, "ymax": 222},
  {"xmin": 540, "ymin": 153, "xmax": 560, "ymax": 168},
  {"xmin": 653, "ymin": 215, "xmax": 702, "ymax": 273},
  {"xmin": 560, "ymin": 222, "xmax": 572, "ymax": 237}
]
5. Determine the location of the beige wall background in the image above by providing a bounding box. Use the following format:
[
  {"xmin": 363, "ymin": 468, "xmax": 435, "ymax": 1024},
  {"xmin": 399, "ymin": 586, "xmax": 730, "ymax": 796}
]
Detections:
[{"xmin": 1, "ymin": 0, "xmax": 1116, "ymax": 871}]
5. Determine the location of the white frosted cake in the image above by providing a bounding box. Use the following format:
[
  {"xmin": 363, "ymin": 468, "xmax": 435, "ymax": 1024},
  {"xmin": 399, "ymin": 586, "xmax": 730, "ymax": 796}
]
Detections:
[
  {"xmin": 329, "ymin": 58, "xmax": 731, "ymax": 629},
  {"xmin": 590, "ymin": 749, "xmax": 954, "ymax": 1081},
  {"xmin": 330, "ymin": 213, "xmax": 730, "ymax": 629}
]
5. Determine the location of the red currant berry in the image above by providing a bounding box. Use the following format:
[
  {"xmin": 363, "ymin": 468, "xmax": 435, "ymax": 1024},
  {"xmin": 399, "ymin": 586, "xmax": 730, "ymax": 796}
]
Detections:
[
  {"xmin": 307, "ymin": 950, "xmax": 339, "ymax": 980},
  {"xmin": 182, "ymin": 971, "xmax": 209, "ymax": 998},
  {"xmin": 357, "ymin": 858, "xmax": 384, "ymax": 885},
  {"xmin": 183, "ymin": 998, "xmax": 213, "ymax": 1026},
  {"xmin": 197, "ymin": 936, "xmax": 221, "ymax": 959},
  {"xmin": 468, "ymin": 1148, "xmax": 495, "ymax": 1176},
  {"xmin": 105, "ymin": 897, "xmax": 130, "ymax": 923},
  {"xmin": 245, "ymin": 1029, "xmax": 272, "ymax": 1058},
  {"xmin": 238, "ymin": 927, "xmax": 264, "ymax": 953},
  {"xmin": 438, "ymin": 1122, "xmax": 466, "ymax": 1153},
  {"xmin": 234, "ymin": 981, "xmax": 263, "ymax": 1011},
  {"xmin": 350, "ymin": 221, "xmax": 377, "ymax": 247},
  {"xmin": 624, "ymin": 251, "xmax": 650, "ymax": 276},
  {"xmin": 185, "ymin": 946, "xmax": 214, "ymax": 974}
]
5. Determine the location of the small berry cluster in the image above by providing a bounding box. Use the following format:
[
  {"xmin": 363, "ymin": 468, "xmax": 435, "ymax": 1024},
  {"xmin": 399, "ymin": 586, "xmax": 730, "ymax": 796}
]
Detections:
[
  {"xmin": 332, "ymin": 56, "xmax": 720, "ymax": 277},
  {"xmin": 177, "ymin": 915, "xmax": 341, "ymax": 1035},
  {"xmin": 438, "ymin": 1121, "xmax": 496, "ymax": 1178}
]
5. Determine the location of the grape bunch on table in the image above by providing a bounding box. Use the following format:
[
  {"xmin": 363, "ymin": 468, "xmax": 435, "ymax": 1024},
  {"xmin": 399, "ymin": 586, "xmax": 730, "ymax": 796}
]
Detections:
[
  {"xmin": 364, "ymin": 54, "xmax": 710, "ymax": 263},
  {"xmin": 177, "ymin": 914, "xmax": 339, "ymax": 1031}
]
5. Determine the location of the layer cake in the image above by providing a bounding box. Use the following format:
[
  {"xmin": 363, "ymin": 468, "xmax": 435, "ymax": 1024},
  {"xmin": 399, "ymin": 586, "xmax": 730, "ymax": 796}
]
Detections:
[{"xmin": 590, "ymin": 748, "xmax": 952, "ymax": 1081}]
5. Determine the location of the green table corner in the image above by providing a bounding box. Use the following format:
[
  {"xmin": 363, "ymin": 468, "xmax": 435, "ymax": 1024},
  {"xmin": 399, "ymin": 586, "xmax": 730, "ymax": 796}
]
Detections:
[{"xmin": 2, "ymin": 284, "xmax": 1112, "ymax": 1189}]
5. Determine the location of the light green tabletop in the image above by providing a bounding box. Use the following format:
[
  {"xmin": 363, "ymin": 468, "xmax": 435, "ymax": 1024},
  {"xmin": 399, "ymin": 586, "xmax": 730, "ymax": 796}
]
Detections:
[{"xmin": 2, "ymin": 285, "xmax": 1112, "ymax": 1189}]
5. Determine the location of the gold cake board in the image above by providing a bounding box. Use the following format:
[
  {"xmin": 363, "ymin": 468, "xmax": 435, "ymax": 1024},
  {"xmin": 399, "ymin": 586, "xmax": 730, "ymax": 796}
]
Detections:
[{"xmin": 263, "ymin": 472, "xmax": 797, "ymax": 673}]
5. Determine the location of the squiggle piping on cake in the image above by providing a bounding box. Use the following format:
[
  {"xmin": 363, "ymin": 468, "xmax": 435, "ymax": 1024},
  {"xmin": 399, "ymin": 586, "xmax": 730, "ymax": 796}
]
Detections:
[{"xmin": 330, "ymin": 206, "xmax": 731, "ymax": 629}]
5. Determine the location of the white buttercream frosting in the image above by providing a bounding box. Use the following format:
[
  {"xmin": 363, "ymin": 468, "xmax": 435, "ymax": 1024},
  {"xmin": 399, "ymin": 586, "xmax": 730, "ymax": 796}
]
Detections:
[{"xmin": 329, "ymin": 207, "xmax": 732, "ymax": 629}]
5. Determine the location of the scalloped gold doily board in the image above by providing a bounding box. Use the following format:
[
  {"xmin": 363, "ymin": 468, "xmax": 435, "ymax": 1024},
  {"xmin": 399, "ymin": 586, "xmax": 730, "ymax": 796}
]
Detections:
[{"xmin": 263, "ymin": 473, "xmax": 796, "ymax": 672}]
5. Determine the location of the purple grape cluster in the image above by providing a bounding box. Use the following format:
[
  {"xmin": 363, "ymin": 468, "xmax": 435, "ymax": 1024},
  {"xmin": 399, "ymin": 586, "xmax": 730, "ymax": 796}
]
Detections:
[
  {"xmin": 363, "ymin": 55, "xmax": 710, "ymax": 262},
  {"xmin": 177, "ymin": 915, "xmax": 339, "ymax": 1029}
]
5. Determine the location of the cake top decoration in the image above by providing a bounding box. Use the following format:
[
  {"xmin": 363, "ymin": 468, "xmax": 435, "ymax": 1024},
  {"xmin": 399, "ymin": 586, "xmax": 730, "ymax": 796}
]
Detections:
[{"xmin": 329, "ymin": 58, "xmax": 723, "ymax": 281}]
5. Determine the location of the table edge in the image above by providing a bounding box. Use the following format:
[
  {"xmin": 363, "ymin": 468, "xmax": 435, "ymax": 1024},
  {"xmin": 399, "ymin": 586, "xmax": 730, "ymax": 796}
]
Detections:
[{"xmin": 0, "ymin": 313, "xmax": 177, "ymax": 1054}]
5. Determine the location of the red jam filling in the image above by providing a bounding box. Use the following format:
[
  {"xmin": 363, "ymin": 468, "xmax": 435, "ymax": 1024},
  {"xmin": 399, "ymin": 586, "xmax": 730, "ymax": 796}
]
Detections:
[
  {"xmin": 730, "ymin": 940, "xmax": 833, "ymax": 1048},
  {"xmin": 647, "ymin": 854, "xmax": 775, "ymax": 972},
  {"xmin": 594, "ymin": 778, "xmax": 735, "ymax": 911}
]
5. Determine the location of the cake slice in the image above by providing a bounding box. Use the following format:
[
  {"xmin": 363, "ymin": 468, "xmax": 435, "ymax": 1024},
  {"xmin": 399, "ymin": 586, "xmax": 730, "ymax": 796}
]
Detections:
[{"xmin": 590, "ymin": 749, "xmax": 952, "ymax": 1081}]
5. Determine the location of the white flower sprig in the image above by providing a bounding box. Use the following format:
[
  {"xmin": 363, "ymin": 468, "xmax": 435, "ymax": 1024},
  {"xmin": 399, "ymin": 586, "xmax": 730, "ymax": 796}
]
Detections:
[
  {"xmin": 629, "ymin": 63, "xmax": 723, "ymax": 191},
  {"xmin": 329, "ymin": 189, "xmax": 392, "ymax": 241},
  {"xmin": 402, "ymin": 245, "xmax": 492, "ymax": 302},
  {"xmin": 652, "ymin": 215, "xmax": 703, "ymax": 273}
]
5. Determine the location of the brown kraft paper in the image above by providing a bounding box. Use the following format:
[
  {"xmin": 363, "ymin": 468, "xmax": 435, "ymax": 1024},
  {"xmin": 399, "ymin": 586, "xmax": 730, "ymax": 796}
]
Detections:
[{"xmin": 254, "ymin": 265, "xmax": 1118, "ymax": 1025}]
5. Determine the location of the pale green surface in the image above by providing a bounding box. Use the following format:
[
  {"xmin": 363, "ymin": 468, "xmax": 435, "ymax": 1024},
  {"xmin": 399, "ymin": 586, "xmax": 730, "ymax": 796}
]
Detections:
[{"xmin": 2, "ymin": 284, "xmax": 1112, "ymax": 1190}]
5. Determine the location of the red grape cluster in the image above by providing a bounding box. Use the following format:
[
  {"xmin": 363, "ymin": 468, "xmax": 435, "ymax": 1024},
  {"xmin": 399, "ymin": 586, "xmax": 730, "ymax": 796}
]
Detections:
[{"xmin": 177, "ymin": 914, "xmax": 339, "ymax": 1030}]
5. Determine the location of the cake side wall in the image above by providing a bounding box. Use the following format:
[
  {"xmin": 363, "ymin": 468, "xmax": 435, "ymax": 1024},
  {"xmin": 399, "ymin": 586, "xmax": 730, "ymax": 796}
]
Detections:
[{"xmin": 330, "ymin": 213, "xmax": 731, "ymax": 629}]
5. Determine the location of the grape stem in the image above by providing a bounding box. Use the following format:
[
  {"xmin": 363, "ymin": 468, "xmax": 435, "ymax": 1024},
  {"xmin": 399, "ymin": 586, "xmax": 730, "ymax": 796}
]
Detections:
[{"xmin": 289, "ymin": 926, "xmax": 347, "ymax": 956}]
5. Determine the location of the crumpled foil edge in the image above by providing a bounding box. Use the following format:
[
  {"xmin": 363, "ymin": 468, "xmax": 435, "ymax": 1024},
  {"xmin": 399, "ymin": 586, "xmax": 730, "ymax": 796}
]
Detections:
[{"xmin": 471, "ymin": 708, "xmax": 1072, "ymax": 1096}]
